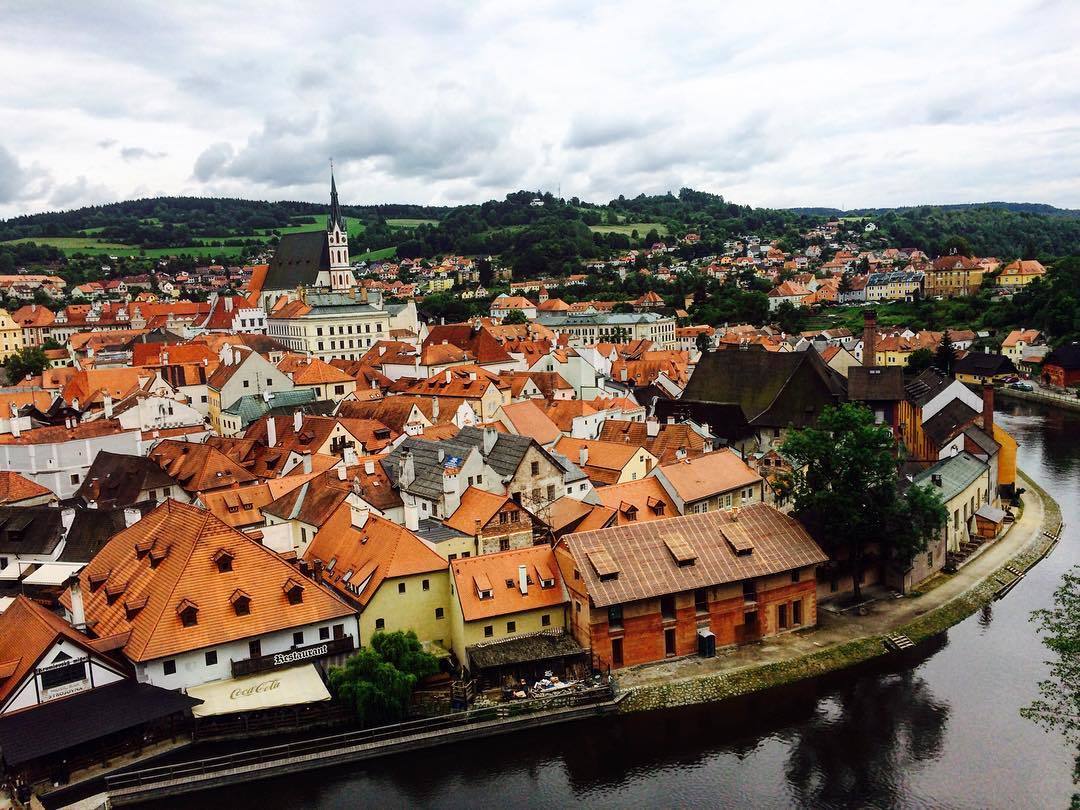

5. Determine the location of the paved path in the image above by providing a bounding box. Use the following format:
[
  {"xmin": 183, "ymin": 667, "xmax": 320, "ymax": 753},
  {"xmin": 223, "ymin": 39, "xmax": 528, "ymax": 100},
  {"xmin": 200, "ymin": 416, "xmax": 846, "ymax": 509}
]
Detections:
[{"xmin": 618, "ymin": 475, "xmax": 1048, "ymax": 690}]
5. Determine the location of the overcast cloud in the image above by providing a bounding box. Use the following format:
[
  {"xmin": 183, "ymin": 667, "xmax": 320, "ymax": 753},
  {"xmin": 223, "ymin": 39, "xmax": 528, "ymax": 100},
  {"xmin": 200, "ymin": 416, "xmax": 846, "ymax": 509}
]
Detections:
[{"xmin": 1, "ymin": 0, "xmax": 1078, "ymax": 217}]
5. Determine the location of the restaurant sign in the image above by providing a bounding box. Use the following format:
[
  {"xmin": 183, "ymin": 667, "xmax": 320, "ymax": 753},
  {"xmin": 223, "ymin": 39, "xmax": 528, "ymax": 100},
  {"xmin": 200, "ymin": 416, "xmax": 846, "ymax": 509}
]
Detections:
[{"xmin": 271, "ymin": 643, "xmax": 328, "ymax": 668}]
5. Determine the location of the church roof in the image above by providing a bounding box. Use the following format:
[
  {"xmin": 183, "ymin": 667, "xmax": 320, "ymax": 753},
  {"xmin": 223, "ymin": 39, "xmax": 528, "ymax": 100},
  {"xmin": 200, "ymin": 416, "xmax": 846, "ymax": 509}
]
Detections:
[{"xmin": 263, "ymin": 231, "xmax": 330, "ymax": 292}]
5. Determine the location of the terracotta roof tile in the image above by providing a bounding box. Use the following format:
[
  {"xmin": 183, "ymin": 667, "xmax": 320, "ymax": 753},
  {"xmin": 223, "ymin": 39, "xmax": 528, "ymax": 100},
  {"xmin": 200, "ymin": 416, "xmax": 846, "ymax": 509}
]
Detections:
[{"xmin": 450, "ymin": 546, "xmax": 568, "ymax": 622}]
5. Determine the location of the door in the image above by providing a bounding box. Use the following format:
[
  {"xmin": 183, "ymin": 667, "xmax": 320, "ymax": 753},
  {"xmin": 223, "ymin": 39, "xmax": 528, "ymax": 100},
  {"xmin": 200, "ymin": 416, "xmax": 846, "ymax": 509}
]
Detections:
[
  {"xmin": 664, "ymin": 628, "xmax": 677, "ymax": 656},
  {"xmin": 611, "ymin": 638, "xmax": 624, "ymax": 667}
]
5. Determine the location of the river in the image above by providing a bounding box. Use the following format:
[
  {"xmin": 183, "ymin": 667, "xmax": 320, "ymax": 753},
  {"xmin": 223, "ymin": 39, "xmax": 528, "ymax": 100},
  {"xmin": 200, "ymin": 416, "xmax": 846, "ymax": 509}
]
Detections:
[{"xmin": 144, "ymin": 399, "xmax": 1078, "ymax": 809}]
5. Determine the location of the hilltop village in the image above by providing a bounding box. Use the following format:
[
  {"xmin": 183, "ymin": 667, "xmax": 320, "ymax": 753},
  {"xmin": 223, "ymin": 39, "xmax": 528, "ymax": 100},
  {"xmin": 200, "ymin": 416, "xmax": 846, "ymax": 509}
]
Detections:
[{"xmin": 0, "ymin": 176, "xmax": 1063, "ymax": 800}]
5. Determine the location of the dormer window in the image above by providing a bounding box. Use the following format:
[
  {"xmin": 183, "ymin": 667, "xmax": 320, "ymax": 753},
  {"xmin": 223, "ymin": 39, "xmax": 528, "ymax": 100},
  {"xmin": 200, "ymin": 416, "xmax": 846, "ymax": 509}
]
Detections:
[
  {"xmin": 149, "ymin": 546, "xmax": 168, "ymax": 568},
  {"xmin": 88, "ymin": 569, "xmax": 110, "ymax": 592},
  {"xmin": 284, "ymin": 578, "xmax": 305, "ymax": 605},
  {"xmin": 212, "ymin": 548, "xmax": 235, "ymax": 573},
  {"xmin": 177, "ymin": 598, "xmax": 199, "ymax": 627},
  {"xmin": 230, "ymin": 589, "xmax": 252, "ymax": 616}
]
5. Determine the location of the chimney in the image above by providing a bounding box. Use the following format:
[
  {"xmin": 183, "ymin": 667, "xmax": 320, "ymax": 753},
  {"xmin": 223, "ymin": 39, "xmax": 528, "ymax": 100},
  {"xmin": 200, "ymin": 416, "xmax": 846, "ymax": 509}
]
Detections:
[
  {"xmin": 69, "ymin": 578, "xmax": 86, "ymax": 629},
  {"xmin": 482, "ymin": 427, "xmax": 498, "ymax": 456},
  {"xmin": 61, "ymin": 507, "xmax": 76, "ymax": 533},
  {"xmin": 430, "ymin": 396, "xmax": 440, "ymax": 419},
  {"xmin": 862, "ymin": 309, "xmax": 877, "ymax": 368},
  {"xmin": 312, "ymin": 558, "xmax": 323, "ymax": 584},
  {"xmin": 364, "ymin": 460, "xmax": 375, "ymax": 475},
  {"xmin": 400, "ymin": 451, "xmax": 416, "ymax": 489},
  {"xmin": 337, "ymin": 465, "xmax": 347, "ymax": 481},
  {"xmin": 645, "ymin": 417, "xmax": 660, "ymax": 437},
  {"xmin": 444, "ymin": 369, "xmax": 452, "ymax": 385},
  {"xmin": 579, "ymin": 445, "xmax": 589, "ymax": 466},
  {"xmin": 224, "ymin": 296, "xmax": 234, "ymax": 312},
  {"xmin": 982, "ymin": 384, "xmax": 994, "ymax": 435},
  {"xmin": 620, "ymin": 367, "xmax": 628, "ymax": 382},
  {"xmin": 124, "ymin": 507, "xmax": 141, "ymax": 528},
  {"xmin": 518, "ymin": 564, "xmax": 528, "ymax": 595},
  {"xmin": 161, "ymin": 350, "xmax": 169, "ymax": 366},
  {"xmin": 302, "ymin": 451, "xmax": 313, "ymax": 474},
  {"xmin": 931, "ymin": 473, "xmax": 943, "ymax": 487},
  {"xmin": 404, "ymin": 496, "xmax": 420, "ymax": 531},
  {"xmin": 731, "ymin": 506, "xmax": 740, "ymax": 521},
  {"xmin": 267, "ymin": 417, "xmax": 277, "ymax": 447},
  {"xmin": 343, "ymin": 446, "xmax": 359, "ymax": 466},
  {"xmin": 443, "ymin": 468, "xmax": 461, "ymax": 516},
  {"xmin": 352, "ymin": 502, "xmax": 370, "ymax": 529},
  {"xmin": 293, "ymin": 410, "xmax": 303, "ymax": 432}
]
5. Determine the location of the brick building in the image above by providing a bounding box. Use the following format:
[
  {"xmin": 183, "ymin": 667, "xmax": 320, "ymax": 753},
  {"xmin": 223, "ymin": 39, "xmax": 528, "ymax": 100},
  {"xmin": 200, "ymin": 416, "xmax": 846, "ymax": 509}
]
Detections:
[{"xmin": 556, "ymin": 504, "xmax": 827, "ymax": 669}]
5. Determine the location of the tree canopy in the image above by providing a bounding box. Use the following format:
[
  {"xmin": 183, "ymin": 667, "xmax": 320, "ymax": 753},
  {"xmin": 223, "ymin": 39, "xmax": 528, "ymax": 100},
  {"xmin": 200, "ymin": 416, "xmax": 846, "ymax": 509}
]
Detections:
[
  {"xmin": 3, "ymin": 346, "xmax": 50, "ymax": 384},
  {"xmin": 328, "ymin": 630, "xmax": 439, "ymax": 727},
  {"xmin": 781, "ymin": 404, "xmax": 947, "ymax": 602}
]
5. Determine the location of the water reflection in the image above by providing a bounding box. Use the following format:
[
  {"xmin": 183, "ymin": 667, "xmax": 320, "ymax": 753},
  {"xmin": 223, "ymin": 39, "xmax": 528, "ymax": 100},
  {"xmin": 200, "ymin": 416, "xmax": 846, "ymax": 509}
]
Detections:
[
  {"xmin": 978, "ymin": 603, "xmax": 994, "ymax": 631},
  {"xmin": 785, "ymin": 641, "xmax": 950, "ymax": 808}
]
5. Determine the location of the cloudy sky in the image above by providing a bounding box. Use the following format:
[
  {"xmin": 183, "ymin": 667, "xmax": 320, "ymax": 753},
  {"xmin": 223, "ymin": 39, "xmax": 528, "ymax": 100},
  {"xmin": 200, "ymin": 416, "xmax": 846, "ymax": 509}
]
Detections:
[{"xmin": 1, "ymin": 0, "xmax": 1078, "ymax": 218}]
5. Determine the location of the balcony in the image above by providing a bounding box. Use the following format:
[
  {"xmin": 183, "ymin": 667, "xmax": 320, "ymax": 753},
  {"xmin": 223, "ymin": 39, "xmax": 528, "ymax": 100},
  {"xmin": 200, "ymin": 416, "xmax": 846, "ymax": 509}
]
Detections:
[{"xmin": 231, "ymin": 635, "xmax": 354, "ymax": 678}]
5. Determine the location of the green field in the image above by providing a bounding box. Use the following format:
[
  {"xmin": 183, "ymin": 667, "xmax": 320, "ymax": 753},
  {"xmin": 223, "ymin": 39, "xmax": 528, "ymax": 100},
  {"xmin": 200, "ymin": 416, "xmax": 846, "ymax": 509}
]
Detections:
[
  {"xmin": 588, "ymin": 222, "xmax": 669, "ymax": 237},
  {"xmin": 354, "ymin": 246, "xmax": 397, "ymax": 262},
  {"xmin": 2, "ymin": 236, "xmax": 130, "ymax": 250},
  {"xmin": 386, "ymin": 218, "xmax": 438, "ymax": 228}
]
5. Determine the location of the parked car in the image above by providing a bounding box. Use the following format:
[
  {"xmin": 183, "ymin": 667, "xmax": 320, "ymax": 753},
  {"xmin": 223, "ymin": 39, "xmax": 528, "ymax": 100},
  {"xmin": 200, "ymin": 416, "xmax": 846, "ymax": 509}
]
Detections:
[
  {"xmin": 1009, "ymin": 382, "xmax": 1034, "ymax": 392},
  {"xmin": 1002, "ymin": 375, "xmax": 1019, "ymax": 384}
]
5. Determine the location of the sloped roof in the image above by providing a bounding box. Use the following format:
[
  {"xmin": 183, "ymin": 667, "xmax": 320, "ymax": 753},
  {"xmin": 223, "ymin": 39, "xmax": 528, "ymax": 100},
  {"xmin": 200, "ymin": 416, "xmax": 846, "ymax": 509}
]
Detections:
[
  {"xmin": 954, "ymin": 353, "xmax": 1016, "ymax": 376},
  {"xmin": 451, "ymin": 546, "xmax": 568, "ymax": 622},
  {"xmin": 304, "ymin": 505, "xmax": 445, "ymax": 607},
  {"xmin": 564, "ymin": 503, "xmax": 827, "ymax": 608},
  {"xmin": 263, "ymin": 231, "xmax": 330, "ymax": 291},
  {"xmin": 922, "ymin": 398, "xmax": 980, "ymax": 446},
  {"xmin": 444, "ymin": 487, "xmax": 517, "ymax": 535},
  {"xmin": 595, "ymin": 477, "xmax": 678, "ymax": 526},
  {"xmin": 73, "ymin": 500, "xmax": 354, "ymax": 661},
  {"xmin": 455, "ymin": 426, "xmax": 536, "ymax": 479},
  {"xmin": 655, "ymin": 450, "xmax": 761, "ymax": 503},
  {"xmin": 200, "ymin": 473, "xmax": 317, "ymax": 529},
  {"xmin": 0, "ymin": 471, "xmax": 53, "ymax": 504},
  {"xmin": 498, "ymin": 401, "xmax": 562, "ymax": 446},
  {"xmin": 1044, "ymin": 342, "xmax": 1080, "ymax": 370},
  {"xmin": 847, "ymin": 366, "xmax": 906, "ymax": 402},
  {"xmin": 147, "ymin": 440, "xmax": 259, "ymax": 494},
  {"xmin": 912, "ymin": 451, "xmax": 988, "ymax": 502},
  {"xmin": 597, "ymin": 420, "xmax": 706, "ymax": 465},
  {"xmin": 76, "ymin": 451, "xmax": 177, "ymax": 508}
]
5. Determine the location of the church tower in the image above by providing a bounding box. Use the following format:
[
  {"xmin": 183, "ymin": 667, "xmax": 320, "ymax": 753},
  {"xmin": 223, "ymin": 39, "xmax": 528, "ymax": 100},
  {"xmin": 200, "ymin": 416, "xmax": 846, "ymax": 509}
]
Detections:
[{"xmin": 326, "ymin": 166, "xmax": 354, "ymax": 291}]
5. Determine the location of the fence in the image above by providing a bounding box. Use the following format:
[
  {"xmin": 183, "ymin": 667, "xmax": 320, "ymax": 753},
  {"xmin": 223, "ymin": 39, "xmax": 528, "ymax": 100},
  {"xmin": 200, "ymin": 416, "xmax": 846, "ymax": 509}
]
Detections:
[{"xmin": 107, "ymin": 683, "xmax": 616, "ymax": 794}]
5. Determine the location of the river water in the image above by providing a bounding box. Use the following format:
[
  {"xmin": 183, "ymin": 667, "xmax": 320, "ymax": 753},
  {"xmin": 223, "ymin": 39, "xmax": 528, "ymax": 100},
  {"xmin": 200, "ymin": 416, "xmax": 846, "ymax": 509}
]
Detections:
[{"xmin": 147, "ymin": 399, "xmax": 1078, "ymax": 809}]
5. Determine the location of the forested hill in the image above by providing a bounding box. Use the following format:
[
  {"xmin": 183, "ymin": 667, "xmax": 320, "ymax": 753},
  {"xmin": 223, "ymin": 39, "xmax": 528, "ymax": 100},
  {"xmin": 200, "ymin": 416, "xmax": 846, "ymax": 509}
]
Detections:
[{"xmin": 2, "ymin": 189, "xmax": 1079, "ymax": 275}]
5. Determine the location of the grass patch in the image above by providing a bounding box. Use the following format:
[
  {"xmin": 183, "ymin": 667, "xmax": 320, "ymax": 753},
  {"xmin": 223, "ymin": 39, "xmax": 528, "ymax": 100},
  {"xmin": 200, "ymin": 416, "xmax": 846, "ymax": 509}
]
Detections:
[
  {"xmin": 1, "ymin": 237, "xmax": 131, "ymax": 250},
  {"xmin": 354, "ymin": 246, "xmax": 397, "ymax": 262},
  {"xmin": 588, "ymin": 222, "xmax": 668, "ymax": 237}
]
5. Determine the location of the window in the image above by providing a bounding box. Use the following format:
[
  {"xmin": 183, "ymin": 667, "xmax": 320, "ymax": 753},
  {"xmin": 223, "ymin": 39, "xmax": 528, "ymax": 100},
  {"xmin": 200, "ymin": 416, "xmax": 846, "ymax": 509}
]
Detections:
[
  {"xmin": 398, "ymin": 582, "xmax": 406, "ymax": 594},
  {"xmin": 484, "ymin": 624, "xmax": 494, "ymax": 637},
  {"xmin": 422, "ymin": 579, "xmax": 430, "ymax": 591},
  {"xmin": 180, "ymin": 605, "xmax": 198, "ymax": 627},
  {"xmin": 546, "ymin": 484, "xmax": 556, "ymax": 501},
  {"xmin": 499, "ymin": 537, "xmax": 510, "ymax": 552},
  {"xmin": 791, "ymin": 569, "xmax": 801, "ymax": 584},
  {"xmin": 375, "ymin": 618, "xmax": 385, "ymax": 630},
  {"xmin": 607, "ymin": 605, "xmax": 623, "ymax": 628},
  {"xmin": 163, "ymin": 659, "xmax": 176, "ymax": 676},
  {"xmin": 249, "ymin": 639, "xmax": 261, "ymax": 658},
  {"xmin": 243, "ymin": 380, "xmax": 250, "ymax": 388},
  {"xmin": 435, "ymin": 607, "xmax": 445, "ymax": 619},
  {"xmin": 333, "ymin": 624, "xmax": 345, "ymax": 639},
  {"xmin": 506, "ymin": 621, "xmax": 516, "ymax": 633},
  {"xmin": 541, "ymin": 613, "xmax": 551, "ymax": 626},
  {"xmin": 660, "ymin": 595, "xmax": 676, "ymax": 620},
  {"xmin": 293, "ymin": 631, "xmax": 304, "ymax": 646},
  {"xmin": 778, "ymin": 603, "xmax": 788, "ymax": 629},
  {"xmin": 694, "ymin": 588, "xmax": 708, "ymax": 613},
  {"xmin": 792, "ymin": 600, "xmax": 803, "ymax": 626},
  {"xmin": 334, "ymin": 385, "xmax": 345, "ymax": 395},
  {"xmin": 319, "ymin": 626, "xmax": 330, "ymax": 640},
  {"xmin": 205, "ymin": 650, "xmax": 218, "ymax": 666},
  {"xmin": 531, "ymin": 461, "xmax": 540, "ymax": 476},
  {"xmin": 70, "ymin": 473, "xmax": 80, "ymax": 485}
]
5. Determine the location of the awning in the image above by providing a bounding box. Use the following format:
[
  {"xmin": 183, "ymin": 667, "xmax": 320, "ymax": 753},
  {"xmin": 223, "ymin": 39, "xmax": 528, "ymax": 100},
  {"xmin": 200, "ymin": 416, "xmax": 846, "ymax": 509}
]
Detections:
[
  {"xmin": 0, "ymin": 561, "xmax": 34, "ymax": 581},
  {"xmin": 188, "ymin": 664, "xmax": 331, "ymax": 718},
  {"xmin": 21, "ymin": 562, "xmax": 85, "ymax": 586},
  {"xmin": 0, "ymin": 681, "xmax": 200, "ymax": 767}
]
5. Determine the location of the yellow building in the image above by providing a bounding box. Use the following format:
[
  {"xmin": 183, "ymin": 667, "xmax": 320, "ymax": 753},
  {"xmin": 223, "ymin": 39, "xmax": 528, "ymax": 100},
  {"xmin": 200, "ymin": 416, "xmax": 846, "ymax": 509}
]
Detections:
[
  {"xmin": 997, "ymin": 259, "xmax": 1047, "ymax": 289},
  {"xmin": 302, "ymin": 506, "xmax": 452, "ymax": 651},
  {"xmin": 913, "ymin": 451, "xmax": 992, "ymax": 554},
  {"xmin": 553, "ymin": 437, "xmax": 658, "ymax": 484},
  {"xmin": 0, "ymin": 309, "xmax": 25, "ymax": 362},
  {"xmin": 448, "ymin": 546, "xmax": 569, "ymax": 670}
]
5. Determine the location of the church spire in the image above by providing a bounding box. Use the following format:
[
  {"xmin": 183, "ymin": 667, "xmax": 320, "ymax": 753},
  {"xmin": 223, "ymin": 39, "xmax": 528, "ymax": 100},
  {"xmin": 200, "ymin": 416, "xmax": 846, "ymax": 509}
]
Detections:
[{"xmin": 327, "ymin": 160, "xmax": 344, "ymax": 232}]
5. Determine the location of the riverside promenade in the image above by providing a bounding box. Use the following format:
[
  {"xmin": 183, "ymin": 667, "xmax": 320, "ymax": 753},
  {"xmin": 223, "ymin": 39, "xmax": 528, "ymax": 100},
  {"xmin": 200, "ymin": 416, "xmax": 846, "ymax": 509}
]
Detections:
[{"xmin": 617, "ymin": 470, "xmax": 1060, "ymax": 710}]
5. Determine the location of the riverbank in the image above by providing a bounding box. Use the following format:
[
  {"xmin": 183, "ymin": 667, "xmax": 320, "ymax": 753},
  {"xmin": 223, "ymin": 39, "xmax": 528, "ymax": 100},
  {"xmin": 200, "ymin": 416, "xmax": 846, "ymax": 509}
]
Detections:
[
  {"xmin": 616, "ymin": 470, "xmax": 1061, "ymax": 713},
  {"xmin": 997, "ymin": 385, "xmax": 1080, "ymax": 412}
]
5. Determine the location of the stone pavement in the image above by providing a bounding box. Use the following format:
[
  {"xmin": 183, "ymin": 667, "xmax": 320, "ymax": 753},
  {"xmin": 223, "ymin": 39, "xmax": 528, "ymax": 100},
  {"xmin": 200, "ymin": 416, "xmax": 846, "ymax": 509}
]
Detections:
[{"xmin": 617, "ymin": 474, "xmax": 1048, "ymax": 690}]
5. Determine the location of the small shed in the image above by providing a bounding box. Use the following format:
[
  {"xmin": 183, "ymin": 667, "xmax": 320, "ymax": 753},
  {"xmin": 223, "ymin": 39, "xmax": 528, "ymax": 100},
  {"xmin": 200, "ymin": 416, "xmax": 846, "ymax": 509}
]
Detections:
[{"xmin": 974, "ymin": 503, "xmax": 1006, "ymax": 539}]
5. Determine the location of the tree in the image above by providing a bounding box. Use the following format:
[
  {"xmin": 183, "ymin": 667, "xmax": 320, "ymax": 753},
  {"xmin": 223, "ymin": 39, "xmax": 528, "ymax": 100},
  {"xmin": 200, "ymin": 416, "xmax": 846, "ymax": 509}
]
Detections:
[
  {"xmin": 774, "ymin": 301, "xmax": 808, "ymax": 335},
  {"xmin": 501, "ymin": 309, "xmax": 528, "ymax": 325},
  {"xmin": 1022, "ymin": 567, "xmax": 1080, "ymax": 805},
  {"xmin": 328, "ymin": 630, "xmax": 438, "ymax": 727},
  {"xmin": 3, "ymin": 346, "xmax": 50, "ymax": 384},
  {"xmin": 940, "ymin": 235, "xmax": 973, "ymax": 257},
  {"xmin": 934, "ymin": 330, "xmax": 958, "ymax": 377},
  {"xmin": 781, "ymin": 404, "xmax": 946, "ymax": 603},
  {"xmin": 907, "ymin": 347, "xmax": 935, "ymax": 373},
  {"xmin": 695, "ymin": 331, "xmax": 712, "ymax": 355},
  {"xmin": 612, "ymin": 302, "xmax": 635, "ymax": 314}
]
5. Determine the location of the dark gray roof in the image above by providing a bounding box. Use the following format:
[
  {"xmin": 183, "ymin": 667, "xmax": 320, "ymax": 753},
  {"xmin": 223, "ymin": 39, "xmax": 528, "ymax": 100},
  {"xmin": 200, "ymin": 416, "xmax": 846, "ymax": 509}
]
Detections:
[
  {"xmin": 1045, "ymin": 342, "xmax": 1080, "ymax": 370},
  {"xmin": 954, "ymin": 353, "xmax": 1016, "ymax": 376},
  {"xmin": 75, "ymin": 451, "xmax": 177, "ymax": 508},
  {"xmin": 847, "ymin": 366, "xmax": 906, "ymax": 401},
  {"xmin": 912, "ymin": 451, "xmax": 988, "ymax": 502},
  {"xmin": 455, "ymin": 426, "xmax": 534, "ymax": 478},
  {"xmin": 0, "ymin": 508, "xmax": 62, "ymax": 555},
  {"xmin": 414, "ymin": 518, "xmax": 471, "ymax": 545},
  {"xmin": 923, "ymin": 399, "xmax": 979, "ymax": 446},
  {"xmin": 466, "ymin": 631, "xmax": 585, "ymax": 671},
  {"xmin": 549, "ymin": 450, "xmax": 588, "ymax": 484},
  {"xmin": 904, "ymin": 368, "xmax": 952, "ymax": 407},
  {"xmin": 382, "ymin": 437, "xmax": 482, "ymax": 500},
  {"xmin": 263, "ymin": 231, "xmax": 330, "ymax": 291},
  {"xmin": 964, "ymin": 425, "xmax": 999, "ymax": 458},
  {"xmin": 58, "ymin": 504, "xmax": 155, "ymax": 563}
]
